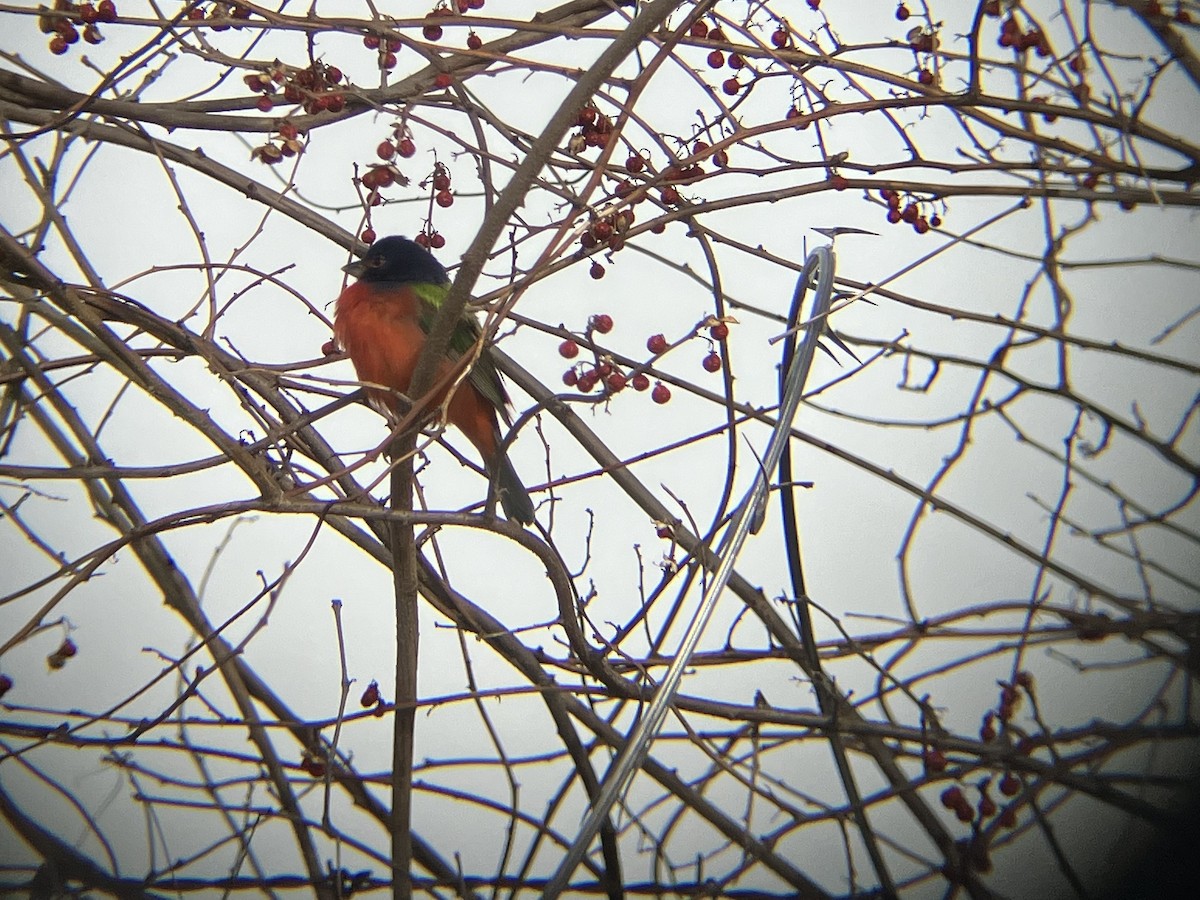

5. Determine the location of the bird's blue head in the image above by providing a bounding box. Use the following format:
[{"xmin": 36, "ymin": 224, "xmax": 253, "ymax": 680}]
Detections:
[{"xmin": 342, "ymin": 235, "xmax": 450, "ymax": 285}]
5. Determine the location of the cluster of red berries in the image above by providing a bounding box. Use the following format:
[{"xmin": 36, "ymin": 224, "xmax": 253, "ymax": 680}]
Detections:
[
  {"xmin": 579, "ymin": 211, "xmax": 635, "ymax": 266},
  {"xmin": 557, "ymin": 314, "xmax": 674, "ymax": 402},
  {"xmin": 47, "ymin": 637, "xmax": 78, "ymax": 670},
  {"xmin": 939, "ymin": 780, "xmax": 1016, "ymax": 828},
  {"xmin": 245, "ymin": 61, "xmax": 346, "ymax": 115},
  {"xmin": 979, "ymin": 671, "xmax": 1033, "ymax": 740},
  {"xmin": 880, "ymin": 188, "xmax": 942, "ymax": 234},
  {"xmin": 424, "ymin": 0, "xmax": 492, "ymax": 42},
  {"xmin": 412, "ymin": 228, "xmax": 446, "ymax": 249},
  {"xmin": 641, "ymin": 320, "xmax": 729, "ymax": 376},
  {"xmin": 40, "ymin": 0, "xmax": 117, "ymax": 54},
  {"xmin": 360, "ymin": 679, "xmax": 387, "ymax": 716},
  {"xmin": 426, "ymin": 162, "xmax": 454, "ymax": 209},
  {"xmin": 568, "ymin": 103, "xmax": 616, "ymax": 152},
  {"xmin": 362, "ymin": 31, "xmax": 403, "ymax": 70},
  {"xmin": 252, "ymin": 120, "xmax": 304, "ymax": 166},
  {"xmin": 358, "ymin": 128, "xmax": 417, "ymax": 202},
  {"xmin": 694, "ymin": 22, "xmax": 754, "ymax": 97},
  {"xmin": 186, "ymin": 2, "xmax": 253, "ymax": 29},
  {"xmin": 997, "ymin": 16, "xmax": 1051, "ymax": 55}
]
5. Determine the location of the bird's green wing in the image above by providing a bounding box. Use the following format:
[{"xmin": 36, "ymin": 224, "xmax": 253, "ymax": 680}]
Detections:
[{"xmin": 413, "ymin": 280, "xmax": 511, "ymax": 420}]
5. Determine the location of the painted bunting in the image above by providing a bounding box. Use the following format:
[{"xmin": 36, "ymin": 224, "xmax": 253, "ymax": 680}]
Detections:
[{"xmin": 334, "ymin": 235, "xmax": 536, "ymax": 524}]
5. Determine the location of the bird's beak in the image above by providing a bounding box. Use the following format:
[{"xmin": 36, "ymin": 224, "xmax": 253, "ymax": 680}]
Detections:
[{"xmin": 342, "ymin": 259, "xmax": 366, "ymax": 279}]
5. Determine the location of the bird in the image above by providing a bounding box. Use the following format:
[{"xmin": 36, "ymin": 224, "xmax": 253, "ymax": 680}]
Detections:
[{"xmin": 333, "ymin": 235, "xmax": 536, "ymax": 524}]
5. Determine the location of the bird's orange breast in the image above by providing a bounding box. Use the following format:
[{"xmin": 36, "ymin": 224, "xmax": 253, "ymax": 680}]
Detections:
[
  {"xmin": 334, "ymin": 281, "xmax": 426, "ymax": 404},
  {"xmin": 333, "ymin": 281, "xmax": 501, "ymax": 460}
]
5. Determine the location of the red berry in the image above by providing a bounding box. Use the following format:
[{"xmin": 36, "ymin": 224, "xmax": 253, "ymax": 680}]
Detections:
[
  {"xmin": 830, "ymin": 174, "xmax": 848, "ymax": 191},
  {"xmin": 433, "ymin": 171, "xmax": 452, "ymax": 191},
  {"xmin": 771, "ymin": 28, "xmax": 788, "ymax": 48},
  {"xmin": 940, "ymin": 786, "xmax": 964, "ymax": 809},
  {"xmin": 364, "ymin": 34, "xmax": 380, "ymax": 49},
  {"xmin": 914, "ymin": 216, "xmax": 930, "ymax": 234},
  {"xmin": 702, "ymin": 352, "xmax": 721, "ymax": 373},
  {"xmin": 589, "ymin": 261, "xmax": 605, "ymax": 280},
  {"xmin": 689, "ymin": 21, "xmax": 708, "ymax": 38},
  {"xmin": 710, "ymin": 322, "xmax": 729, "ymax": 340},
  {"xmin": 83, "ymin": 24, "xmax": 103, "ymax": 44},
  {"xmin": 577, "ymin": 370, "xmax": 599, "ymax": 392},
  {"xmin": 559, "ymin": 339, "xmax": 580, "ymax": 359},
  {"xmin": 631, "ymin": 372, "xmax": 650, "ymax": 391},
  {"xmin": 918, "ymin": 69, "xmax": 934, "ymax": 85},
  {"xmin": 655, "ymin": 524, "xmax": 672, "ymax": 538},
  {"xmin": 662, "ymin": 186, "xmax": 681, "ymax": 205},
  {"xmin": 886, "ymin": 208, "xmax": 902, "ymax": 224},
  {"xmin": 896, "ymin": 4, "xmax": 911, "ymax": 21},
  {"xmin": 712, "ymin": 148, "xmax": 729, "ymax": 167},
  {"xmin": 435, "ymin": 190, "xmax": 454, "ymax": 207},
  {"xmin": 467, "ymin": 32, "xmax": 482, "ymax": 50},
  {"xmin": 727, "ymin": 53, "xmax": 744, "ymax": 70},
  {"xmin": 80, "ymin": 3, "xmax": 98, "ymax": 23},
  {"xmin": 361, "ymin": 227, "xmax": 377, "ymax": 243},
  {"xmin": 807, "ymin": 0, "xmax": 820, "ymax": 9},
  {"xmin": 707, "ymin": 49, "xmax": 725, "ymax": 69},
  {"xmin": 722, "ymin": 77, "xmax": 740, "ymax": 96},
  {"xmin": 397, "ymin": 137, "xmax": 416, "ymax": 158},
  {"xmin": 377, "ymin": 140, "xmax": 395, "ymax": 160},
  {"xmin": 326, "ymin": 65, "xmax": 343, "ymax": 84},
  {"xmin": 468, "ymin": 0, "xmax": 484, "ymax": 8},
  {"xmin": 647, "ymin": 333, "xmax": 668, "ymax": 354},
  {"xmin": 651, "ymin": 382, "xmax": 671, "ymax": 404},
  {"xmin": 707, "ymin": 27, "xmax": 725, "ymax": 41},
  {"xmin": 606, "ymin": 372, "xmax": 626, "ymax": 392},
  {"xmin": 923, "ymin": 748, "xmax": 947, "ymax": 772},
  {"xmin": 457, "ymin": 0, "xmax": 470, "ymax": 12},
  {"xmin": 414, "ymin": 232, "xmax": 430, "ymax": 248},
  {"xmin": 49, "ymin": 35, "xmax": 69, "ymax": 54},
  {"xmin": 59, "ymin": 638, "xmax": 78, "ymax": 658},
  {"xmin": 428, "ymin": 231, "xmax": 446, "ymax": 249},
  {"xmin": 562, "ymin": 368, "xmax": 578, "ymax": 387},
  {"xmin": 998, "ymin": 773, "xmax": 1020, "ymax": 797},
  {"xmin": 382, "ymin": 51, "xmax": 398, "ymax": 69},
  {"xmin": 360, "ymin": 680, "xmax": 381, "ymax": 708},
  {"xmin": 626, "ymin": 153, "xmax": 645, "ymax": 173},
  {"xmin": 325, "ymin": 93, "xmax": 345, "ymax": 113},
  {"xmin": 256, "ymin": 95, "xmax": 274, "ymax": 112},
  {"xmin": 434, "ymin": 72, "xmax": 453, "ymax": 89},
  {"xmin": 423, "ymin": 23, "xmax": 443, "ymax": 41},
  {"xmin": 591, "ymin": 313, "xmax": 614, "ymax": 334},
  {"xmin": 929, "ymin": 214, "xmax": 942, "ymax": 227},
  {"xmin": 98, "ymin": 0, "xmax": 117, "ymax": 23}
]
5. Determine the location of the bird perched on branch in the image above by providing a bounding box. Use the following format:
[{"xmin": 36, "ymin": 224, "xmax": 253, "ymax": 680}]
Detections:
[{"xmin": 333, "ymin": 235, "xmax": 535, "ymax": 524}]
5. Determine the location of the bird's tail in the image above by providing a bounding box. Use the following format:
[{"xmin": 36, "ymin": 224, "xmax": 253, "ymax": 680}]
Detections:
[{"xmin": 488, "ymin": 452, "xmax": 535, "ymax": 525}]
